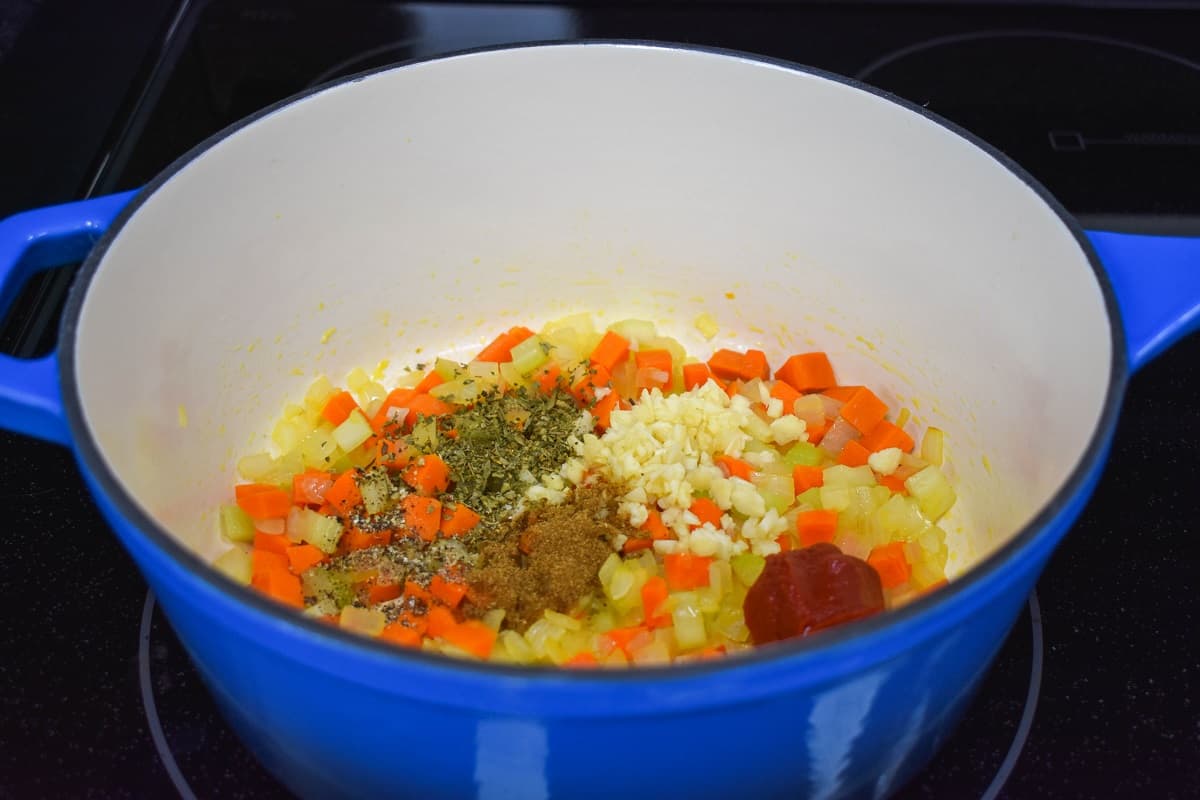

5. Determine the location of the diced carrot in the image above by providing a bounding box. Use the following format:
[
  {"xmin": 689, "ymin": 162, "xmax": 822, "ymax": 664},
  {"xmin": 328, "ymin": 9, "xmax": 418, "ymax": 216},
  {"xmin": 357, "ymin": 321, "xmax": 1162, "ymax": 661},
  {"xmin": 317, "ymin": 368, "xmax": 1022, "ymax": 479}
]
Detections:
[
  {"xmin": 286, "ymin": 543, "xmax": 326, "ymax": 574},
  {"xmin": 534, "ymin": 362, "xmax": 562, "ymax": 395},
  {"xmin": 641, "ymin": 508, "xmax": 671, "ymax": 540},
  {"xmin": 634, "ymin": 349, "xmax": 672, "ymax": 374},
  {"xmin": 414, "ymin": 370, "xmax": 445, "ymax": 394},
  {"xmin": 868, "ymin": 542, "xmax": 912, "ymax": 589},
  {"xmin": 343, "ymin": 528, "xmax": 391, "ymax": 552},
  {"xmin": 442, "ymin": 619, "xmax": 497, "ymax": 659},
  {"xmin": 426, "ymin": 605, "xmax": 457, "ymax": 638},
  {"xmin": 371, "ymin": 437, "xmax": 415, "ymax": 471},
  {"xmin": 707, "ymin": 349, "xmax": 761, "ymax": 381},
  {"xmin": 324, "ymin": 471, "xmax": 362, "ymax": 516},
  {"xmin": 380, "ymin": 622, "xmax": 422, "ymax": 648},
  {"xmin": 602, "ymin": 625, "xmax": 651, "ymax": 656},
  {"xmin": 821, "ymin": 385, "xmax": 864, "ymax": 402},
  {"xmin": 714, "ymin": 454, "xmax": 754, "ymax": 481},
  {"xmin": 571, "ymin": 365, "xmax": 611, "ymax": 404},
  {"xmin": 235, "ymin": 484, "xmax": 291, "ymax": 520},
  {"xmin": 682, "ymin": 362, "xmax": 712, "ymax": 391},
  {"xmin": 839, "ymin": 387, "xmax": 888, "ymax": 434},
  {"xmin": 591, "ymin": 390, "xmax": 620, "ymax": 429},
  {"xmin": 743, "ymin": 349, "xmax": 771, "ymax": 380},
  {"xmin": 259, "ymin": 566, "xmax": 304, "ymax": 609},
  {"xmin": 621, "ymin": 536, "xmax": 654, "ymax": 554},
  {"xmin": 401, "ymin": 494, "xmax": 442, "ymax": 541},
  {"xmin": 430, "ymin": 574, "xmax": 467, "ymax": 608},
  {"xmin": 879, "ymin": 475, "xmax": 908, "ymax": 494},
  {"xmin": 564, "ymin": 651, "xmax": 598, "ymax": 667},
  {"xmin": 796, "ymin": 509, "xmax": 838, "ymax": 547},
  {"xmin": 320, "ymin": 390, "xmax": 360, "ymax": 426},
  {"xmin": 806, "ymin": 417, "xmax": 830, "ymax": 444},
  {"xmin": 292, "ymin": 471, "xmax": 334, "ymax": 506},
  {"xmin": 688, "ymin": 497, "xmax": 723, "ymax": 528},
  {"xmin": 440, "ymin": 502, "xmax": 481, "ymax": 536},
  {"xmin": 370, "ymin": 388, "xmax": 417, "ymax": 433},
  {"xmin": 695, "ymin": 645, "xmax": 726, "ymax": 660},
  {"xmin": 402, "ymin": 453, "xmax": 451, "ymax": 496},
  {"xmin": 253, "ymin": 530, "xmax": 291, "ymax": 555},
  {"xmin": 403, "ymin": 579, "xmax": 434, "ymax": 606},
  {"xmin": 368, "ymin": 581, "xmax": 403, "ymax": 605},
  {"xmin": 664, "ymin": 553, "xmax": 713, "ymax": 590},
  {"xmin": 768, "ymin": 380, "xmax": 802, "ymax": 413},
  {"xmin": 860, "ymin": 420, "xmax": 915, "ymax": 453},
  {"xmin": 405, "ymin": 393, "xmax": 455, "ymax": 422},
  {"xmin": 793, "ymin": 464, "xmax": 825, "ymax": 494},
  {"xmin": 641, "ymin": 575, "xmax": 669, "ymax": 622},
  {"xmin": 837, "ymin": 439, "xmax": 872, "ymax": 468},
  {"xmin": 775, "ymin": 352, "xmax": 836, "ymax": 392},
  {"xmin": 475, "ymin": 325, "xmax": 535, "ymax": 363},
  {"xmin": 590, "ymin": 330, "xmax": 631, "ymax": 372},
  {"xmin": 776, "ymin": 533, "xmax": 795, "ymax": 551},
  {"xmin": 251, "ymin": 549, "xmax": 289, "ymax": 583}
]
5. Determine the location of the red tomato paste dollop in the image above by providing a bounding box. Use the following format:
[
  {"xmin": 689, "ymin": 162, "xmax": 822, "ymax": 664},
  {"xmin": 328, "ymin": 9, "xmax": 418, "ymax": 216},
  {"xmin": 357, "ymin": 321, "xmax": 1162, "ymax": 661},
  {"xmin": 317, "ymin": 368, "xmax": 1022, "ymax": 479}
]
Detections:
[{"xmin": 743, "ymin": 543, "xmax": 885, "ymax": 644}]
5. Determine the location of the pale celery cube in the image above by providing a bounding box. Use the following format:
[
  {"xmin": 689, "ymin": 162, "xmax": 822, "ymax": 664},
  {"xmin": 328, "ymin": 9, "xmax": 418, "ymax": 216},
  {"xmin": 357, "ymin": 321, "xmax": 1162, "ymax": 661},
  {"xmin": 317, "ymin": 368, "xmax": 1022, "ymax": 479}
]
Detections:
[
  {"xmin": 332, "ymin": 409, "xmax": 373, "ymax": 452},
  {"xmin": 212, "ymin": 547, "xmax": 252, "ymax": 584},
  {"xmin": 219, "ymin": 504, "xmax": 255, "ymax": 543}
]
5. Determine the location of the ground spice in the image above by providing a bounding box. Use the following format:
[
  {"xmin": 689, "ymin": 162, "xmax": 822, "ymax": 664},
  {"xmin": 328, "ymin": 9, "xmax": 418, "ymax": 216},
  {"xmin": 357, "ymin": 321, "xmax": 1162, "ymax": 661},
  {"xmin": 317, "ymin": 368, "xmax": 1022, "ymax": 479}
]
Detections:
[{"xmin": 464, "ymin": 481, "xmax": 633, "ymax": 631}]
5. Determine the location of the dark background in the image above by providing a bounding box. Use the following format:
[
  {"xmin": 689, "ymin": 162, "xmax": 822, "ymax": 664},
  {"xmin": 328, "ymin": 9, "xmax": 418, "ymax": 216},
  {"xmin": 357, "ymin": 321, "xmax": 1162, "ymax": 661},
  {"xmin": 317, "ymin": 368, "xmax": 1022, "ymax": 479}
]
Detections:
[{"xmin": 0, "ymin": 2, "xmax": 1198, "ymax": 797}]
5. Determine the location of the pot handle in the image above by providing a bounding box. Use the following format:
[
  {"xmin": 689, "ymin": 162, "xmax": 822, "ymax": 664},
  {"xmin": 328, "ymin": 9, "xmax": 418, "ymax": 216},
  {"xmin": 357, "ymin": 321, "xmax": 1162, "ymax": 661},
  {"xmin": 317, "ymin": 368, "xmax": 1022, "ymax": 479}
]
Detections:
[
  {"xmin": 0, "ymin": 191, "xmax": 137, "ymax": 444},
  {"xmin": 1086, "ymin": 230, "xmax": 1200, "ymax": 372}
]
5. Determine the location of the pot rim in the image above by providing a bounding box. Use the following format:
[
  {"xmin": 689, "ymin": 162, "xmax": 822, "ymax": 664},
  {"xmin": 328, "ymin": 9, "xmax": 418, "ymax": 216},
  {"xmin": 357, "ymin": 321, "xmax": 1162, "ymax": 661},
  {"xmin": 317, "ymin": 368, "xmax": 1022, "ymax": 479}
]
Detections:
[{"xmin": 58, "ymin": 39, "xmax": 1128, "ymax": 687}]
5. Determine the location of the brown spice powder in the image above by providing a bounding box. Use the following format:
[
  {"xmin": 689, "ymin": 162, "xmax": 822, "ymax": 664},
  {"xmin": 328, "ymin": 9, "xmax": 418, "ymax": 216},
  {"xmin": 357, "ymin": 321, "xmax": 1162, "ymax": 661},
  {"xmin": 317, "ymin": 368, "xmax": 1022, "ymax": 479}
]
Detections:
[{"xmin": 465, "ymin": 482, "xmax": 632, "ymax": 631}]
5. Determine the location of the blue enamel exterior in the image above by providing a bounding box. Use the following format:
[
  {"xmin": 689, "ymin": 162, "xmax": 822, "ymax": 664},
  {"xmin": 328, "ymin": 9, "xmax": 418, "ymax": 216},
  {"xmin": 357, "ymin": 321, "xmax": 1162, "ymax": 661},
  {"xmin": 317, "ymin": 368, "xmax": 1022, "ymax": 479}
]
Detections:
[
  {"xmin": 0, "ymin": 191, "xmax": 136, "ymax": 443},
  {"xmin": 0, "ymin": 43, "xmax": 1196, "ymax": 798}
]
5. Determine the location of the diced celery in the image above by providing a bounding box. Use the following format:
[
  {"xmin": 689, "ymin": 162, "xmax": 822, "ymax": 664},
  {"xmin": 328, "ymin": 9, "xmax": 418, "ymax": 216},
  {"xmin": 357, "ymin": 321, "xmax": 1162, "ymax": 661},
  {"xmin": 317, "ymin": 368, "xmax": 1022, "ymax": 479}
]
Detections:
[
  {"xmin": 303, "ymin": 568, "xmax": 354, "ymax": 607},
  {"xmin": 731, "ymin": 552, "xmax": 766, "ymax": 587},
  {"xmin": 822, "ymin": 464, "xmax": 876, "ymax": 488},
  {"xmin": 358, "ymin": 469, "xmax": 394, "ymax": 515},
  {"xmin": 498, "ymin": 630, "xmax": 535, "ymax": 663},
  {"xmin": 299, "ymin": 426, "xmax": 338, "ymax": 470},
  {"xmin": 304, "ymin": 375, "xmax": 335, "ymax": 413},
  {"xmin": 345, "ymin": 367, "xmax": 371, "ymax": 393},
  {"xmin": 271, "ymin": 416, "xmax": 309, "ymax": 453},
  {"xmin": 873, "ymin": 494, "xmax": 929, "ymax": 540},
  {"xmin": 482, "ymin": 609, "xmax": 507, "ymax": 631},
  {"xmin": 509, "ymin": 335, "xmax": 550, "ymax": 375},
  {"xmin": 339, "ymin": 606, "xmax": 386, "ymax": 637},
  {"xmin": 237, "ymin": 452, "xmax": 275, "ymax": 481},
  {"xmin": 672, "ymin": 602, "xmax": 708, "ymax": 651},
  {"xmin": 212, "ymin": 547, "xmax": 252, "ymax": 584},
  {"xmin": 219, "ymin": 503, "xmax": 255, "ymax": 543},
  {"xmin": 410, "ymin": 417, "xmax": 439, "ymax": 451},
  {"xmin": 921, "ymin": 427, "xmax": 945, "ymax": 466},
  {"xmin": 608, "ymin": 318, "xmax": 658, "ymax": 345},
  {"xmin": 819, "ymin": 484, "xmax": 851, "ymax": 511},
  {"xmin": 781, "ymin": 441, "xmax": 822, "ymax": 467},
  {"xmin": 598, "ymin": 552, "xmax": 621, "ymax": 586},
  {"xmin": 753, "ymin": 471, "xmax": 795, "ymax": 515},
  {"xmin": 430, "ymin": 378, "xmax": 481, "ymax": 404},
  {"xmin": 905, "ymin": 465, "xmax": 956, "ymax": 520},
  {"xmin": 467, "ymin": 361, "xmax": 502, "ymax": 388},
  {"xmin": 290, "ymin": 507, "xmax": 343, "ymax": 553},
  {"xmin": 332, "ymin": 409, "xmax": 373, "ymax": 452},
  {"xmin": 796, "ymin": 486, "xmax": 823, "ymax": 509},
  {"xmin": 434, "ymin": 357, "xmax": 465, "ymax": 380}
]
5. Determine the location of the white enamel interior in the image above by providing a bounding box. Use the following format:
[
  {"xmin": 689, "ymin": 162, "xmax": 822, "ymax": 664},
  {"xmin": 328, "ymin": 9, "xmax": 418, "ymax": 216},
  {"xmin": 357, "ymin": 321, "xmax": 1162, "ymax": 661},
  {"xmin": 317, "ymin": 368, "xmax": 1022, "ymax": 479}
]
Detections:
[{"xmin": 72, "ymin": 44, "xmax": 1112, "ymax": 577}]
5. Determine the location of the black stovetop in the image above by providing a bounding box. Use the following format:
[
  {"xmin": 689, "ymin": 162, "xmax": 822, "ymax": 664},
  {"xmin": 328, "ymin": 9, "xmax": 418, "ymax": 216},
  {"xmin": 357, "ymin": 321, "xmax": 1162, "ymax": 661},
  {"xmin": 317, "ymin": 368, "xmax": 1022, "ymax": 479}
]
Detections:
[{"xmin": 1, "ymin": 2, "xmax": 1199, "ymax": 798}]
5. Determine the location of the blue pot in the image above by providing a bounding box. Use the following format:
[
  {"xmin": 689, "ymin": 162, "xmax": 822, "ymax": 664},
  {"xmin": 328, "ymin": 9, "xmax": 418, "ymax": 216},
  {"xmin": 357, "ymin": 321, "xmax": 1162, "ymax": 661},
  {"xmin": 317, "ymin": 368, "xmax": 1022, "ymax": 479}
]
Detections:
[{"xmin": 0, "ymin": 43, "xmax": 1197, "ymax": 799}]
